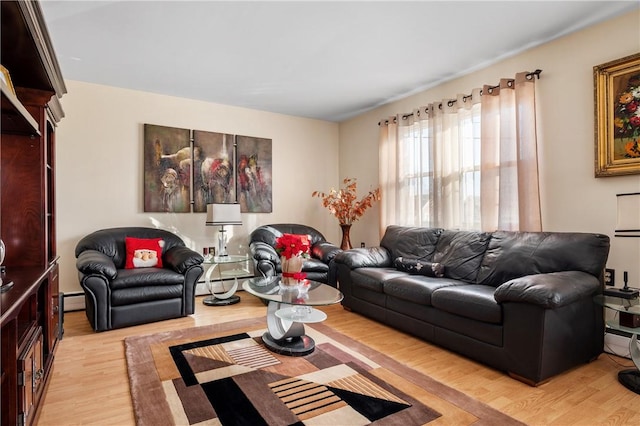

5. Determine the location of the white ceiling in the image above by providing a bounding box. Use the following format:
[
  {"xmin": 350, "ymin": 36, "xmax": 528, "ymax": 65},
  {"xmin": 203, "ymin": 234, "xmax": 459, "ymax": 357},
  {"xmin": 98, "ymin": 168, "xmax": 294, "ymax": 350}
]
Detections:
[{"xmin": 40, "ymin": 1, "xmax": 638, "ymax": 122}]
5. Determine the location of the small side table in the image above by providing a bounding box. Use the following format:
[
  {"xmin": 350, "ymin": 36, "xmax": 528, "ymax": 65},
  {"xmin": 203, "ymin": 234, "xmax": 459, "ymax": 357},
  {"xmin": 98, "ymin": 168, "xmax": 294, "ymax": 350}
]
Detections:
[
  {"xmin": 594, "ymin": 294, "xmax": 640, "ymax": 394},
  {"xmin": 202, "ymin": 255, "xmax": 249, "ymax": 306}
]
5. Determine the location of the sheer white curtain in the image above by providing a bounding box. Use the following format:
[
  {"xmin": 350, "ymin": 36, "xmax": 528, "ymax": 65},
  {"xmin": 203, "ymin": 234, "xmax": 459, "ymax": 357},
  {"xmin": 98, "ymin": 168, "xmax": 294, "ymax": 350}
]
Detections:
[
  {"xmin": 480, "ymin": 73, "xmax": 541, "ymax": 231},
  {"xmin": 378, "ymin": 116, "xmax": 398, "ymax": 237},
  {"xmin": 379, "ymin": 71, "xmax": 541, "ymax": 233}
]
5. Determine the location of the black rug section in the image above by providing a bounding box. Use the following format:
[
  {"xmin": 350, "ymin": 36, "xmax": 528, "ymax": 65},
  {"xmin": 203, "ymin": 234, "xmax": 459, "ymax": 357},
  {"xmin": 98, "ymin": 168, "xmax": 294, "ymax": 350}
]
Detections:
[
  {"xmin": 169, "ymin": 332, "xmax": 250, "ymax": 386},
  {"xmin": 330, "ymin": 386, "xmax": 412, "ymax": 422},
  {"xmin": 201, "ymin": 377, "xmax": 268, "ymax": 426}
]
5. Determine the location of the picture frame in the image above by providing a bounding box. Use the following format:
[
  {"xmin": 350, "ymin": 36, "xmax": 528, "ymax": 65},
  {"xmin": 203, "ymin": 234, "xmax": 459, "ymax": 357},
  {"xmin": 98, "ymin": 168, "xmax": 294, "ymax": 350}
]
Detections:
[
  {"xmin": 594, "ymin": 52, "xmax": 640, "ymax": 177},
  {"xmin": 0, "ymin": 64, "xmax": 16, "ymax": 95}
]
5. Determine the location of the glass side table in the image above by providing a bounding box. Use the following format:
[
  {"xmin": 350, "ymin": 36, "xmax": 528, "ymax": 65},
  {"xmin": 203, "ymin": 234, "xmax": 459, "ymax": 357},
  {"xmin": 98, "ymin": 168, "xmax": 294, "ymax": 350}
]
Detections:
[
  {"xmin": 594, "ymin": 294, "xmax": 640, "ymax": 394},
  {"xmin": 202, "ymin": 255, "xmax": 250, "ymax": 306}
]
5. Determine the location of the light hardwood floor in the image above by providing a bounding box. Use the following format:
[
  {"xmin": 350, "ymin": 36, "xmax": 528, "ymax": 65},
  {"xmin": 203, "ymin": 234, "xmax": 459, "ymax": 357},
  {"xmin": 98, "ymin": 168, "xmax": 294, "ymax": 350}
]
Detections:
[{"xmin": 38, "ymin": 294, "xmax": 640, "ymax": 425}]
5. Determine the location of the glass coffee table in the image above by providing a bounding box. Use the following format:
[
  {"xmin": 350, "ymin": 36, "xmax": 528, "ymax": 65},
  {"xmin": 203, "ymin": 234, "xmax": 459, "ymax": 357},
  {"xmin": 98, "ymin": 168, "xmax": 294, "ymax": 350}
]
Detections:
[
  {"xmin": 243, "ymin": 276, "xmax": 343, "ymax": 356},
  {"xmin": 594, "ymin": 294, "xmax": 640, "ymax": 394}
]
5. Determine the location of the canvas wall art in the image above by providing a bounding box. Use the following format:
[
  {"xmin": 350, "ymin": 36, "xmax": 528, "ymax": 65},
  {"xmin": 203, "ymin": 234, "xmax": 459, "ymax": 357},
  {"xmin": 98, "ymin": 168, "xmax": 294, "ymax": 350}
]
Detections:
[
  {"xmin": 143, "ymin": 125, "xmax": 272, "ymax": 213},
  {"xmin": 237, "ymin": 135, "xmax": 273, "ymax": 213},
  {"xmin": 144, "ymin": 124, "xmax": 191, "ymax": 212},
  {"xmin": 193, "ymin": 130, "xmax": 236, "ymax": 212}
]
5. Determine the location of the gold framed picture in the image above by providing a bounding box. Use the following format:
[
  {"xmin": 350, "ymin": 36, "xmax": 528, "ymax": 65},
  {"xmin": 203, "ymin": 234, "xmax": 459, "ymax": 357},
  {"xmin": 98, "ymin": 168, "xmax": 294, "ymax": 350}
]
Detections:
[
  {"xmin": 594, "ymin": 52, "xmax": 640, "ymax": 177},
  {"xmin": 0, "ymin": 64, "xmax": 16, "ymax": 95}
]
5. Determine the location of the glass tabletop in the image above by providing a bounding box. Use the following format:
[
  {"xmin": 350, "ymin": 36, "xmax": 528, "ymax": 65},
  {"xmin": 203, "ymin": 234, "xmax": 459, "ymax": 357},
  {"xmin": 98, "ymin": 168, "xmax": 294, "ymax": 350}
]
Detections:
[
  {"xmin": 594, "ymin": 294, "xmax": 640, "ymax": 315},
  {"xmin": 242, "ymin": 276, "xmax": 343, "ymax": 307},
  {"xmin": 203, "ymin": 255, "xmax": 248, "ymax": 265}
]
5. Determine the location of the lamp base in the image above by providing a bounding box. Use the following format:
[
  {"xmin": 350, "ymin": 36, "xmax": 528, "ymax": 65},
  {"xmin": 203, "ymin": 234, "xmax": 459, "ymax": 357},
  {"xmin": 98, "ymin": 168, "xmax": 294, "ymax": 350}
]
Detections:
[{"xmin": 619, "ymin": 369, "xmax": 640, "ymax": 394}]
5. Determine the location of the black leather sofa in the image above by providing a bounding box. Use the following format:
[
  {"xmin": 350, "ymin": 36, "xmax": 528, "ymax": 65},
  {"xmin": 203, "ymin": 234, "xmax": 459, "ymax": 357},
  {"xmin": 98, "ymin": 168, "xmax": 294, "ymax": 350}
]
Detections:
[
  {"xmin": 75, "ymin": 227, "xmax": 204, "ymax": 331},
  {"xmin": 333, "ymin": 225, "xmax": 610, "ymax": 385},
  {"xmin": 249, "ymin": 224, "xmax": 342, "ymax": 286}
]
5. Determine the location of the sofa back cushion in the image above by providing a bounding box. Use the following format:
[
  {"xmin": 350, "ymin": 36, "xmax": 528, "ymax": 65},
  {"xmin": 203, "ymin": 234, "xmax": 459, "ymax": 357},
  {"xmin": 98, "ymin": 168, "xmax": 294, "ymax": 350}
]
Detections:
[
  {"xmin": 477, "ymin": 231, "xmax": 610, "ymax": 286},
  {"xmin": 249, "ymin": 224, "xmax": 326, "ymax": 248},
  {"xmin": 75, "ymin": 227, "xmax": 186, "ymax": 269},
  {"xmin": 432, "ymin": 230, "xmax": 492, "ymax": 283},
  {"xmin": 380, "ymin": 225, "xmax": 443, "ymax": 261}
]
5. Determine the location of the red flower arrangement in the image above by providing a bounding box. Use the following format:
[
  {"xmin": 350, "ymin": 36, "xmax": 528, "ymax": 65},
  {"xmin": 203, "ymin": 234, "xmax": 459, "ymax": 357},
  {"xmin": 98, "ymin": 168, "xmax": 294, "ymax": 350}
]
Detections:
[
  {"xmin": 275, "ymin": 233, "xmax": 310, "ymax": 284},
  {"xmin": 275, "ymin": 233, "xmax": 310, "ymax": 259}
]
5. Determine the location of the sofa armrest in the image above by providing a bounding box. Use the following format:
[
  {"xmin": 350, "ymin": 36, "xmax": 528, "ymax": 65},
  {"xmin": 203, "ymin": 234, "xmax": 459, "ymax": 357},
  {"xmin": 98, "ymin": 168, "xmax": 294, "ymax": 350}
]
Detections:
[
  {"xmin": 164, "ymin": 246, "xmax": 204, "ymax": 274},
  {"xmin": 333, "ymin": 247, "xmax": 392, "ymax": 269},
  {"xmin": 311, "ymin": 242, "xmax": 342, "ymax": 263},
  {"xmin": 250, "ymin": 241, "xmax": 279, "ymax": 263},
  {"xmin": 250, "ymin": 241, "xmax": 279, "ymax": 278},
  {"xmin": 76, "ymin": 250, "xmax": 118, "ymax": 279},
  {"xmin": 494, "ymin": 271, "xmax": 600, "ymax": 309}
]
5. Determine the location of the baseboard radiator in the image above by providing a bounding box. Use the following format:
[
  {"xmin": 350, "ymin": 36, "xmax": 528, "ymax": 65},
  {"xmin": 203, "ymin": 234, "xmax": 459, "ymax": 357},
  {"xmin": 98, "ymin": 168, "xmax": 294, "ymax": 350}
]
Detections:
[
  {"xmin": 604, "ymin": 329, "xmax": 632, "ymax": 359},
  {"xmin": 63, "ymin": 291, "xmax": 86, "ymax": 312}
]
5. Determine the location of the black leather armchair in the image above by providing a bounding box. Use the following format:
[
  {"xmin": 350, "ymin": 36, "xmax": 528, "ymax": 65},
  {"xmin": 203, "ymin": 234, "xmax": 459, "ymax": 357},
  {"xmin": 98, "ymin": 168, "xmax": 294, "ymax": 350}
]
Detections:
[
  {"xmin": 75, "ymin": 227, "xmax": 204, "ymax": 331},
  {"xmin": 249, "ymin": 224, "xmax": 342, "ymax": 286}
]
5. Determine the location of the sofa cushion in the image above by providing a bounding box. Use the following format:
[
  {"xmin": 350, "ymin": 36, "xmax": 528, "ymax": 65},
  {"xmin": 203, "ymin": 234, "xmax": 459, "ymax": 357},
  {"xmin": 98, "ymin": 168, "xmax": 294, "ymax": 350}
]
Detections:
[
  {"xmin": 476, "ymin": 231, "xmax": 611, "ymax": 287},
  {"xmin": 431, "ymin": 284, "xmax": 502, "ymax": 324},
  {"xmin": 110, "ymin": 268, "xmax": 185, "ymax": 290},
  {"xmin": 349, "ymin": 268, "xmax": 406, "ymax": 293},
  {"xmin": 380, "ymin": 225, "xmax": 443, "ymax": 262},
  {"xmin": 432, "ymin": 230, "xmax": 492, "ymax": 283},
  {"xmin": 125, "ymin": 237, "xmax": 165, "ymax": 269},
  {"xmin": 111, "ymin": 284, "xmax": 184, "ymax": 306},
  {"xmin": 394, "ymin": 257, "xmax": 445, "ymax": 278},
  {"xmin": 384, "ymin": 275, "xmax": 462, "ymax": 305}
]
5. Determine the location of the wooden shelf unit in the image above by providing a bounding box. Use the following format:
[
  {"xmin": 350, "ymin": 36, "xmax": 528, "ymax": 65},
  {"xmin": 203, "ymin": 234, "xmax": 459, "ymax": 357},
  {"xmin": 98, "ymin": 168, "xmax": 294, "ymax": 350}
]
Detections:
[{"xmin": 1, "ymin": 1, "xmax": 66, "ymax": 425}]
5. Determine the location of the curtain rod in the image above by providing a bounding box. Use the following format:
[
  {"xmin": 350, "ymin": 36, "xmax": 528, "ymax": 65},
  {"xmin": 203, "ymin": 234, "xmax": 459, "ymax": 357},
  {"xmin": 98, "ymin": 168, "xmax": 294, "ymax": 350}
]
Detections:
[{"xmin": 378, "ymin": 69, "xmax": 542, "ymax": 126}]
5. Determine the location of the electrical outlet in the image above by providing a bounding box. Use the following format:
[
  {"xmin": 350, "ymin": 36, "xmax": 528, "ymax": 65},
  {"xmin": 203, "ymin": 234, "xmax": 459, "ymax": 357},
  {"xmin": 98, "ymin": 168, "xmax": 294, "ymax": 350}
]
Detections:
[{"xmin": 605, "ymin": 268, "xmax": 615, "ymax": 286}]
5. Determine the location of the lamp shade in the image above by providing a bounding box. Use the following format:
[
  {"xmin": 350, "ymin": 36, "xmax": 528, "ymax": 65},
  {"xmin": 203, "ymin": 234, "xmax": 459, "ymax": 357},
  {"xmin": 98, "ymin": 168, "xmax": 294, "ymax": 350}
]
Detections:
[
  {"xmin": 206, "ymin": 204, "xmax": 242, "ymax": 226},
  {"xmin": 615, "ymin": 193, "xmax": 640, "ymax": 237}
]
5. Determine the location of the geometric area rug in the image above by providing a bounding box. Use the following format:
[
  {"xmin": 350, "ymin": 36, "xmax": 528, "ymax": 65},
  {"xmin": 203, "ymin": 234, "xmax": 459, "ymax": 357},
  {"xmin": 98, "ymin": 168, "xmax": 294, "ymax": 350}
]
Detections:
[{"xmin": 124, "ymin": 317, "xmax": 524, "ymax": 426}]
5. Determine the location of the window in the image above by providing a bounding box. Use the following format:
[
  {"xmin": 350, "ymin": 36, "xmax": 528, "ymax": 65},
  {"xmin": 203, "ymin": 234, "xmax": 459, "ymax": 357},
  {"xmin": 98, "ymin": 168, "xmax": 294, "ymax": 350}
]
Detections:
[{"xmin": 379, "ymin": 72, "xmax": 541, "ymax": 233}]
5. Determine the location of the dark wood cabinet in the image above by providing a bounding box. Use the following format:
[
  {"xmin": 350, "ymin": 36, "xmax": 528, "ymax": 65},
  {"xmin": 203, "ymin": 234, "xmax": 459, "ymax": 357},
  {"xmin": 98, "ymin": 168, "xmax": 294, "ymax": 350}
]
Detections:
[{"xmin": 1, "ymin": 1, "xmax": 66, "ymax": 425}]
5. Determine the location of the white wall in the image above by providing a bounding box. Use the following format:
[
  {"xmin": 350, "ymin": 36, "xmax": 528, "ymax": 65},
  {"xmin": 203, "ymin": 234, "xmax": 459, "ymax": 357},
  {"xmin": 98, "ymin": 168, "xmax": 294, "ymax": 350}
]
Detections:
[
  {"xmin": 55, "ymin": 81, "xmax": 340, "ymax": 294},
  {"xmin": 339, "ymin": 9, "xmax": 640, "ymax": 288},
  {"xmin": 56, "ymin": 10, "xmax": 640, "ymax": 295}
]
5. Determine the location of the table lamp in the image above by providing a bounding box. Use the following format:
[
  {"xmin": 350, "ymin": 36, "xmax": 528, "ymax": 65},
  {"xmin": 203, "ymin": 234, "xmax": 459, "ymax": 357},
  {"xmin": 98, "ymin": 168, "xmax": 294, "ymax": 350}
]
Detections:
[
  {"xmin": 206, "ymin": 203, "xmax": 242, "ymax": 257},
  {"xmin": 615, "ymin": 192, "xmax": 640, "ymax": 294},
  {"xmin": 615, "ymin": 192, "xmax": 640, "ymax": 238}
]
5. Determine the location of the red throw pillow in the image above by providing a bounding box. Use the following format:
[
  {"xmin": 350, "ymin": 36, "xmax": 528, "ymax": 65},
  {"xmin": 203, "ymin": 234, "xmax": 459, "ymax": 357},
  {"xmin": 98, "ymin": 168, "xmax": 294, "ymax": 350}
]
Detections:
[{"xmin": 125, "ymin": 237, "xmax": 165, "ymax": 269}]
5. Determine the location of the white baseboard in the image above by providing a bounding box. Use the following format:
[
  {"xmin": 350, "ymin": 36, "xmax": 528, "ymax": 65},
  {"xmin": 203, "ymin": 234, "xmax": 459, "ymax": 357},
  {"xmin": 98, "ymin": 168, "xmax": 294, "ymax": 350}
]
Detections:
[
  {"xmin": 604, "ymin": 332, "xmax": 631, "ymax": 359},
  {"xmin": 63, "ymin": 292, "xmax": 86, "ymax": 312},
  {"xmin": 196, "ymin": 280, "xmax": 244, "ymax": 296},
  {"xmin": 196, "ymin": 282, "xmax": 209, "ymax": 296}
]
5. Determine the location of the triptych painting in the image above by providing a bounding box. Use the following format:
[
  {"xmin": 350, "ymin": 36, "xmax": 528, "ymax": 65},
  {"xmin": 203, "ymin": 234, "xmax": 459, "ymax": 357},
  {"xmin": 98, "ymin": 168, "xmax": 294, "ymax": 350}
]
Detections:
[{"xmin": 143, "ymin": 124, "xmax": 272, "ymax": 213}]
